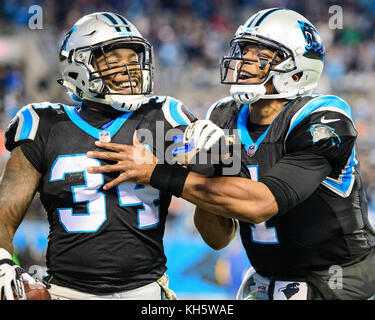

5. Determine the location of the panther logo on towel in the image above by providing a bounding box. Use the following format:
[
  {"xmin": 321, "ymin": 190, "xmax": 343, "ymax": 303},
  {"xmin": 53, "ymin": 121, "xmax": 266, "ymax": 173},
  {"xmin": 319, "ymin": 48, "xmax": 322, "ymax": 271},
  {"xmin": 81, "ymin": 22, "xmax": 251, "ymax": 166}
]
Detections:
[{"xmin": 278, "ymin": 282, "xmax": 300, "ymax": 299}]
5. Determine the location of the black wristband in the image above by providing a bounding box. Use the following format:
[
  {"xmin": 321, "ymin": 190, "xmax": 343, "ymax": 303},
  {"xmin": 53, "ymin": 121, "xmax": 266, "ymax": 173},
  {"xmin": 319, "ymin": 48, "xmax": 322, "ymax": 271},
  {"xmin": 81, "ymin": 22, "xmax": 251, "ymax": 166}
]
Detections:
[
  {"xmin": 150, "ymin": 163, "xmax": 190, "ymax": 197},
  {"xmin": 0, "ymin": 258, "xmax": 16, "ymax": 266}
]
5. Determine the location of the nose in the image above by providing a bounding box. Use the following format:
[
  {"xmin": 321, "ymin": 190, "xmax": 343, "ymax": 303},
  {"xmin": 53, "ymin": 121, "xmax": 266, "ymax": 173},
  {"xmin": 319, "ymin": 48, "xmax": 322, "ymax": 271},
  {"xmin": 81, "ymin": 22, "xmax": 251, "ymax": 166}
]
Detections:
[{"xmin": 118, "ymin": 64, "xmax": 138, "ymax": 77}]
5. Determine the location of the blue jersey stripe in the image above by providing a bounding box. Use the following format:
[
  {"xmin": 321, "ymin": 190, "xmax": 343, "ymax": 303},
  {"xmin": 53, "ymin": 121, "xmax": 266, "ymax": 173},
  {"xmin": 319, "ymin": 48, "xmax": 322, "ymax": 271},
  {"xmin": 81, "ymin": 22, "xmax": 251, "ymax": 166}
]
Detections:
[
  {"xmin": 18, "ymin": 107, "xmax": 33, "ymax": 141},
  {"xmin": 237, "ymin": 105, "xmax": 253, "ymax": 151},
  {"xmin": 287, "ymin": 95, "xmax": 353, "ymax": 137},
  {"xmin": 169, "ymin": 98, "xmax": 188, "ymax": 125},
  {"xmin": 322, "ymin": 147, "xmax": 357, "ymax": 196},
  {"xmin": 238, "ymin": 101, "xmax": 292, "ymax": 153},
  {"xmin": 64, "ymin": 106, "xmax": 133, "ymax": 140}
]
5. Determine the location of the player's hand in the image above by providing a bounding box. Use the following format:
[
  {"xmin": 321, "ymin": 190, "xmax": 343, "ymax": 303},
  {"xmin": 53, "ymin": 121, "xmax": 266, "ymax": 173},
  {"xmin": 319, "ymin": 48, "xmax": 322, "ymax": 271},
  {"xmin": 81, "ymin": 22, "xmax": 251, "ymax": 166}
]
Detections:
[
  {"xmin": 86, "ymin": 132, "xmax": 157, "ymax": 189},
  {"xmin": 0, "ymin": 248, "xmax": 27, "ymax": 300},
  {"xmin": 183, "ymin": 120, "xmax": 225, "ymax": 152}
]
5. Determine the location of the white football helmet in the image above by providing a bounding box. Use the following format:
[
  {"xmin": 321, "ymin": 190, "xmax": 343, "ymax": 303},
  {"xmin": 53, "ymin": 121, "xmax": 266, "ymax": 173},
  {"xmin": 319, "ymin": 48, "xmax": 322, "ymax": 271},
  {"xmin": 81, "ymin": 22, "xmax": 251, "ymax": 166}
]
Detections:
[
  {"xmin": 58, "ymin": 12, "xmax": 153, "ymax": 112},
  {"xmin": 220, "ymin": 8, "xmax": 325, "ymax": 104}
]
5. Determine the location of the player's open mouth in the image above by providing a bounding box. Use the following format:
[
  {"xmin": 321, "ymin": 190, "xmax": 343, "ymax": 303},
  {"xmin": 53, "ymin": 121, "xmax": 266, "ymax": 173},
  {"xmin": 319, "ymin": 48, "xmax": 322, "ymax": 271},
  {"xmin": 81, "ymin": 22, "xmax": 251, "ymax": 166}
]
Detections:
[
  {"xmin": 238, "ymin": 70, "xmax": 257, "ymax": 82},
  {"xmin": 112, "ymin": 79, "xmax": 139, "ymax": 89},
  {"xmin": 111, "ymin": 79, "xmax": 140, "ymax": 92}
]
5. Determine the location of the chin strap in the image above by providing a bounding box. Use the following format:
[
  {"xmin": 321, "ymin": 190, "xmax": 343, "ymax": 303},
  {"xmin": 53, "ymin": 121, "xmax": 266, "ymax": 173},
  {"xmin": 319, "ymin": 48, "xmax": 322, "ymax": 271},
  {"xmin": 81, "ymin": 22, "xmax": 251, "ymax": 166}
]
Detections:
[{"xmin": 61, "ymin": 79, "xmax": 146, "ymax": 112}]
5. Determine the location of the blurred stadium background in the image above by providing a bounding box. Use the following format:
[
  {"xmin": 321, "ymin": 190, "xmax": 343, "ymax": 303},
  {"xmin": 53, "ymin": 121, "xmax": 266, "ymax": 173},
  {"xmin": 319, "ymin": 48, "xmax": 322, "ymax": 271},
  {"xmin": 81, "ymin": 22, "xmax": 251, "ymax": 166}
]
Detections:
[{"xmin": 1, "ymin": 0, "xmax": 375, "ymax": 299}]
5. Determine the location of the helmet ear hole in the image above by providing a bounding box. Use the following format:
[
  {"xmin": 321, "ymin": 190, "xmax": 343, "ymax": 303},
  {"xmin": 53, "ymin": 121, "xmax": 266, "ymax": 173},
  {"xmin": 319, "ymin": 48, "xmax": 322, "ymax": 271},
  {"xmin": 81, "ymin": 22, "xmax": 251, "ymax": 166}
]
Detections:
[
  {"xmin": 68, "ymin": 72, "xmax": 78, "ymax": 80},
  {"xmin": 292, "ymin": 72, "xmax": 303, "ymax": 82}
]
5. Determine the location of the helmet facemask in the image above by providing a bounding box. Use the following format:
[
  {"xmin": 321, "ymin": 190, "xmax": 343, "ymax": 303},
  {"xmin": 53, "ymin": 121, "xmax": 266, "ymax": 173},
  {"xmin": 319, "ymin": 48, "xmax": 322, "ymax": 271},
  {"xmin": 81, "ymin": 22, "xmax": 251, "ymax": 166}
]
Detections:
[
  {"xmin": 89, "ymin": 39, "xmax": 153, "ymax": 97},
  {"xmin": 61, "ymin": 37, "xmax": 154, "ymax": 111},
  {"xmin": 221, "ymin": 36, "xmax": 296, "ymax": 86},
  {"xmin": 220, "ymin": 35, "xmax": 299, "ymax": 104}
]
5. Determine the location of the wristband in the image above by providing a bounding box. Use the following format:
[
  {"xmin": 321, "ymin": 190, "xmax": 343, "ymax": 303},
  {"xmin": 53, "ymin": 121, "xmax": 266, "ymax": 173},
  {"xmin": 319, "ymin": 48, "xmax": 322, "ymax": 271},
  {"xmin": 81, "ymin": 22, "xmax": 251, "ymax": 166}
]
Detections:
[
  {"xmin": 0, "ymin": 258, "xmax": 16, "ymax": 266},
  {"xmin": 150, "ymin": 163, "xmax": 190, "ymax": 197}
]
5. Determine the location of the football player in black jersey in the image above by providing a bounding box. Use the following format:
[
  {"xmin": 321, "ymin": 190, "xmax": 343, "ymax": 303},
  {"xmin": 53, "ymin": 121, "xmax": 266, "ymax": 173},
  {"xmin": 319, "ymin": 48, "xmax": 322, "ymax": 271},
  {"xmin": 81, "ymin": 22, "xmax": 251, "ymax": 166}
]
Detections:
[
  {"xmin": 0, "ymin": 12, "xmax": 198, "ymax": 300},
  {"xmin": 85, "ymin": 9, "xmax": 375, "ymax": 300}
]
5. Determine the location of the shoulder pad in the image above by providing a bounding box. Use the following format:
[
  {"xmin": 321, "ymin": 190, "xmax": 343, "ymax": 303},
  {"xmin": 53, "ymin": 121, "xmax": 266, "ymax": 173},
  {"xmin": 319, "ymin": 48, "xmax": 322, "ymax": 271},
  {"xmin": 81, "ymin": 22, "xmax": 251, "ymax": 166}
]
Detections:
[
  {"xmin": 286, "ymin": 95, "xmax": 353, "ymax": 139},
  {"xmin": 5, "ymin": 102, "xmax": 65, "ymax": 151},
  {"xmin": 205, "ymin": 96, "xmax": 238, "ymax": 129},
  {"xmin": 8, "ymin": 104, "xmax": 40, "ymax": 144},
  {"xmin": 205, "ymin": 96, "xmax": 235, "ymax": 120},
  {"xmin": 160, "ymin": 96, "xmax": 192, "ymax": 127}
]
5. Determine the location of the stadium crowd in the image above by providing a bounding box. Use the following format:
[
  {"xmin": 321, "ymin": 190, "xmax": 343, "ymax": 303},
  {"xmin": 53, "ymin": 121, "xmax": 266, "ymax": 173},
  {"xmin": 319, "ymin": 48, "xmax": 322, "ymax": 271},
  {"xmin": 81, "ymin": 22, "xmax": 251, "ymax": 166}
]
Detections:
[{"xmin": 0, "ymin": 0, "xmax": 375, "ymax": 297}]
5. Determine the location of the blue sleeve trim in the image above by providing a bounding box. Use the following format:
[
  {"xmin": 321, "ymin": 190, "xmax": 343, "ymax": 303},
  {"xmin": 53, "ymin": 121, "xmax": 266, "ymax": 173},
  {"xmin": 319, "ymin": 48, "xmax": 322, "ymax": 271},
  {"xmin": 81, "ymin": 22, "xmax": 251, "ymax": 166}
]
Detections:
[
  {"xmin": 287, "ymin": 95, "xmax": 353, "ymax": 137},
  {"xmin": 18, "ymin": 107, "xmax": 34, "ymax": 141},
  {"xmin": 169, "ymin": 98, "xmax": 188, "ymax": 126}
]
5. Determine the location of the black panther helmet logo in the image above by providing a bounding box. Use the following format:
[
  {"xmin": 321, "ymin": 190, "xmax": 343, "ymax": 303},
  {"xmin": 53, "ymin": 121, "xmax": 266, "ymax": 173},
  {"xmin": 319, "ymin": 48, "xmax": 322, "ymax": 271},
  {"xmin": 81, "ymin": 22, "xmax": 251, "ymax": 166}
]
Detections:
[
  {"xmin": 298, "ymin": 20, "xmax": 325, "ymax": 61},
  {"xmin": 278, "ymin": 282, "xmax": 300, "ymax": 299}
]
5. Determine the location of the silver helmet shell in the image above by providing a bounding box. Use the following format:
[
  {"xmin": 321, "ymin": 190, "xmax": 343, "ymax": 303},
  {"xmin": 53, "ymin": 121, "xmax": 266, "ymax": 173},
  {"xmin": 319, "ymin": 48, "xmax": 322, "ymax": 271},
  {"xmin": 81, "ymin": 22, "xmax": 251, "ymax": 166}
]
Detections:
[{"xmin": 221, "ymin": 8, "xmax": 325, "ymax": 104}]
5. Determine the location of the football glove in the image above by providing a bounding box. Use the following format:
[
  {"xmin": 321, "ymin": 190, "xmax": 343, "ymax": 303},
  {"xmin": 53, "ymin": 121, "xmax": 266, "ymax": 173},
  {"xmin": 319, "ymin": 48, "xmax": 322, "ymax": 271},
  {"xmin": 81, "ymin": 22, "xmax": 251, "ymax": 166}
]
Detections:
[
  {"xmin": 173, "ymin": 120, "xmax": 233, "ymax": 165},
  {"xmin": 0, "ymin": 248, "xmax": 36, "ymax": 300},
  {"xmin": 183, "ymin": 120, "xmax": 225, "ymax": 152}
]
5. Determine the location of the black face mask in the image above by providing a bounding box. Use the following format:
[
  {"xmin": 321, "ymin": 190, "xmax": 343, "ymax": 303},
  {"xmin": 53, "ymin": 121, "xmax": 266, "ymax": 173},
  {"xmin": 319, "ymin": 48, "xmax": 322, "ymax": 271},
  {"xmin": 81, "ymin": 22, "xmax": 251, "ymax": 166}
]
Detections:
[{"xmin": 220, "ymin": 37, "xmax": 296, "ymax": 86}]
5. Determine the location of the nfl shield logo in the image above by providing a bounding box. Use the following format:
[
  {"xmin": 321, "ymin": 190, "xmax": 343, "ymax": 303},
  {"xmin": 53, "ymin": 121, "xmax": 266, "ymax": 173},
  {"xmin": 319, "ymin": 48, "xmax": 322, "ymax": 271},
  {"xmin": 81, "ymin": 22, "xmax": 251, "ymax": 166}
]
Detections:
[
  {"xmin": 99, "ymin": 131, "xmax": 111, "ymax": 142},
  {"xmin": 247, "ymin": 144, "xmax": 256, "ymax": 157}
]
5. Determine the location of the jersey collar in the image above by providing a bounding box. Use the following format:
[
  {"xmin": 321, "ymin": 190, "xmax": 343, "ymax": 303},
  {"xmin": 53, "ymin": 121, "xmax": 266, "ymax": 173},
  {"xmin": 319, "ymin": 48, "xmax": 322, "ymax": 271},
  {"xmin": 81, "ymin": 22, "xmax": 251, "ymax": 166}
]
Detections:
[
  {"xmin": 63, "ymin": 105, "xmax": 133, "ymax": 140},
  {"xmin": 237, "ymin": 101, "xmax": 292, "ymax": 156}
]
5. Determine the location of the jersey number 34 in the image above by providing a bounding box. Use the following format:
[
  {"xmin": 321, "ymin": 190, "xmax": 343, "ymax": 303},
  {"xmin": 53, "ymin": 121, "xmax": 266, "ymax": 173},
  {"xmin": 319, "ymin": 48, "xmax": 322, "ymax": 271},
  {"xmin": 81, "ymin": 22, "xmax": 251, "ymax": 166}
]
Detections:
[{"xmin": 50, "ymin": 154, "xmax": 159, "ymax": 233}]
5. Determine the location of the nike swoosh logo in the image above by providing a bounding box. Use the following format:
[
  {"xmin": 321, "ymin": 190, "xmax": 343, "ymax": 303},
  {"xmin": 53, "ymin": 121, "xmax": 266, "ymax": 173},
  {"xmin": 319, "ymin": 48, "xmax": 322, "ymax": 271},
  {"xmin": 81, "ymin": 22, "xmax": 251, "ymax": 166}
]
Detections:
[{"xmin": 321, "ymin": 116, "xmax": 340, "ymax": 124}]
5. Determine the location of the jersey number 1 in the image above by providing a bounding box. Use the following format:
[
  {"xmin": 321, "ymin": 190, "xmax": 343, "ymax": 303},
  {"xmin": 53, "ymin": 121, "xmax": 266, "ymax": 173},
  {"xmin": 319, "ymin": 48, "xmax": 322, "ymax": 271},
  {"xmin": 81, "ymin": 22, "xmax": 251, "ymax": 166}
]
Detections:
[{"xmin": 247, "ymin": 166, "xmax": 279, "ymax": 244}]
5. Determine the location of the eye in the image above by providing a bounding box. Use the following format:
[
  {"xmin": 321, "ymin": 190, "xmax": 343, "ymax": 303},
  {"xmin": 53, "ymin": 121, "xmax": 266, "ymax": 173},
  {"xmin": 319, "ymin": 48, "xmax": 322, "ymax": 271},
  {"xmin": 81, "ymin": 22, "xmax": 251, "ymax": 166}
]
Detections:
[
  {"xmin": 257, "ymin": 53, "xmax": 271, "ymax": 59},
  {"xmin": 258, "ymin": 58, "xmax": 269, "ymax": 70},
  {"xmin": 107, "ymin": 59, "xmax": 119, "ymax": 65}
]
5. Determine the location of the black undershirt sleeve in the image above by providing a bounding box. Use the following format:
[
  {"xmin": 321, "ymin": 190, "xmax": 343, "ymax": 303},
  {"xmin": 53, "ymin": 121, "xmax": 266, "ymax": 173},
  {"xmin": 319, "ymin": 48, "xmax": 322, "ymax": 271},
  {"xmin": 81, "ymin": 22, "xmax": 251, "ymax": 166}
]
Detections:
[{"xmin": 259, "ymin": 152, "xmax": 332, "ymax": 216}]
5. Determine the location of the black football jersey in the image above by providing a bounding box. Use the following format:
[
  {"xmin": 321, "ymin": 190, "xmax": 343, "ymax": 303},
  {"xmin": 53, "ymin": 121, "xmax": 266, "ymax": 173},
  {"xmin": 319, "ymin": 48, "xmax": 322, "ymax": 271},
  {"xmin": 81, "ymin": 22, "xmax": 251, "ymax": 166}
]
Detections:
[
  {"xmin": 208, "ymin": 95, "xmax": 375, "ymax": 279},
  {"xmin": 5, "ymin": 96, "xmax": 195, "ymax": 293}
]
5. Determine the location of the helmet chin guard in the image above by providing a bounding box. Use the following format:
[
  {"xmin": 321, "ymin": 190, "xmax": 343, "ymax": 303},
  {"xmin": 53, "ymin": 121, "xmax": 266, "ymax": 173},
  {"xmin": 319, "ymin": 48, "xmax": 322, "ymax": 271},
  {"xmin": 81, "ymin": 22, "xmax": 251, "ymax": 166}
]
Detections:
[
  {"xmin": 230, "ymin": 83, "xmax": 266, "ymax": 104},
  {"xmin": 82, "ymin": 93, "xmax": 146, "ymax": 112}
]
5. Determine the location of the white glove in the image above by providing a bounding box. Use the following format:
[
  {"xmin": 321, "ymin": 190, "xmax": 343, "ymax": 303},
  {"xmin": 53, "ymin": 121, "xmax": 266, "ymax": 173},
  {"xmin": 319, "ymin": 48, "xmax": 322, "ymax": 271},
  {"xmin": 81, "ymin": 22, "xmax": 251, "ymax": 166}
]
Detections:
[
  {"xmin": 0, "ymin": 248, "xmax": 27, "ymax": 300},
  {"xmin": 183, "ymin": 120, "xmax": 225, "ymax": 152}
]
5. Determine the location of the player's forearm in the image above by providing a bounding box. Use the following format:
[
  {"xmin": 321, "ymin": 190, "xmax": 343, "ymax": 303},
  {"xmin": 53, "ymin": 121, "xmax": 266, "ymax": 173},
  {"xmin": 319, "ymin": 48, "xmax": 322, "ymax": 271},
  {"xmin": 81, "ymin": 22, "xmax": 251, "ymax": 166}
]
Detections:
[
  {"xmin": 182, "ymin": 172, "xmax": 278, "ymax": 224},
  {"xmin": 194, "ymin": 207, "xmax": 237, "ymax": 250},
  {"xmin": 0, "ymin": 147, "xmax": 41, "ymax": 251}
]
